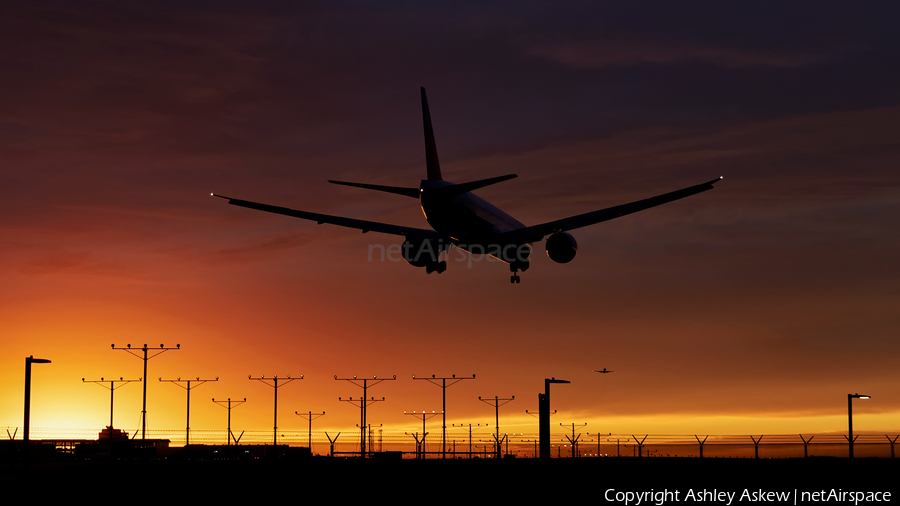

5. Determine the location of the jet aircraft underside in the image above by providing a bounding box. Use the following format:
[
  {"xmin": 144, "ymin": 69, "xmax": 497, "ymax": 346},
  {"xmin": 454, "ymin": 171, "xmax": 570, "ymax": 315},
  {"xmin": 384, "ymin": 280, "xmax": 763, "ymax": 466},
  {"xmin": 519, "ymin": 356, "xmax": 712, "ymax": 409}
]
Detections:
[{"xmin": 214, "ymin": 88, "xmax": 721, "ymax": 284}]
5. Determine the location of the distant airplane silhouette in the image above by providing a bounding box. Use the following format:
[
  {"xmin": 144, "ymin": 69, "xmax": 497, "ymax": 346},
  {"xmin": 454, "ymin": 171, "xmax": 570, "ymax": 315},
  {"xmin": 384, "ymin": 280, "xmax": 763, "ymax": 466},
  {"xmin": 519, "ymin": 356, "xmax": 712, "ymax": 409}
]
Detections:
[
  {"xmin": 214, "ymin": 88, "xmax": 721, "ymax": 283},
  {"xmin": 593, "ymin": 368, "xmax": 614, "ymax": 374}
]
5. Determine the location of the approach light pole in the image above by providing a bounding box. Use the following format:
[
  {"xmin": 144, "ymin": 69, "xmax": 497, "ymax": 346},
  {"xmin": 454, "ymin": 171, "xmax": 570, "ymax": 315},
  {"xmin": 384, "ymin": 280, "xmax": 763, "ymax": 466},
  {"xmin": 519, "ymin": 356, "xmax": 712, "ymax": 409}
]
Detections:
[
  {"xmin": 112, "ymin": 343, "xmax": 180, "ymax": 442},
  {"xmin": 335, "ymin": 375, "xmax": 396, "ymax": 458},
  {"xmin": 404, "ymin": 410, "xmax": 441, "ymax": 459},
  {"xmin": 249, "ymin": 374, "xmax": 303, "ymax": 446},
  {"xmin": 24, "ymin": 355, "xmax": 51, "ymax": 444},
  {"xmin": 82, "ymin": 376, "xmax": 141, "ymax": 444},
  {"xmin": 561, "ymin": 422, "xmax": 587, "ymax": 458},
  {"xmin": 452, "ymin": 423, "xmax": 489, "ymax": 459},
  {"xmin": 847, "ymin": 393, "xmax": 871, "ymax": 458},
  {"xmin": 160, "ymin": 376, "xmax": 218, "ymax": 447},
  {"xmin": 212, "ymin": 397, "xmax": 247, "ymax": 445},
  {"xmin": 478, "ymin": 395, "xmax": 515, "ymax": 459},
  {"xmin": 413, "ymin": 374, "xmax": 475, "ymax": 459},
  {"xmin": 295, "ymin": 410, "xmax": 325, "ymax": 453}
]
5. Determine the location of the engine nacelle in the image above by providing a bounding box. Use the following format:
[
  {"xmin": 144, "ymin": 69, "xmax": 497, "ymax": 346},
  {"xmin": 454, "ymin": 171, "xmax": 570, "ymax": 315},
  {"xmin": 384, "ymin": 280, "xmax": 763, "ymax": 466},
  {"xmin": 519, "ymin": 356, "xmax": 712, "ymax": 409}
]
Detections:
[
  {"xmin": 545, "ymin": 232, "xmax": 577, "ymax": 263},
  {"xmin": 402, "ymin": 238, "xmax": 442, "ymax": 268}
]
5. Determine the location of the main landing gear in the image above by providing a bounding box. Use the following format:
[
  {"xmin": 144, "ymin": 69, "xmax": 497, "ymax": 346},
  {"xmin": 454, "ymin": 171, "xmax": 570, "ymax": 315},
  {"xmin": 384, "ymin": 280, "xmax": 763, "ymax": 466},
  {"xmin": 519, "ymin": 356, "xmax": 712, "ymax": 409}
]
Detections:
[
  {"xmin": 425, "ymin": 261, "xmax": 447, "ymax": 274},
  {"xmin": 510, "ymin": 265, "xmax": 521, "ymax": 284}
]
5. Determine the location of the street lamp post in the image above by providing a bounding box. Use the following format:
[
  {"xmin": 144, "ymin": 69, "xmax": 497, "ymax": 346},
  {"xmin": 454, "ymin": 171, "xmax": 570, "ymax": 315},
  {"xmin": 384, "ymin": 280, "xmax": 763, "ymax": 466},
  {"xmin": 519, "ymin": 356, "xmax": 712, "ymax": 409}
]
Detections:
[
  {"xmin": 847, "ymin": 393, "xmax": 871, "ymax": 458},
  {"xmin": 23, "ymin": 355, "xmax": 51, "ymax": 443},
  {"xmin": 539, "ymin": 377, "xmax": 569, "ymax": 459}
]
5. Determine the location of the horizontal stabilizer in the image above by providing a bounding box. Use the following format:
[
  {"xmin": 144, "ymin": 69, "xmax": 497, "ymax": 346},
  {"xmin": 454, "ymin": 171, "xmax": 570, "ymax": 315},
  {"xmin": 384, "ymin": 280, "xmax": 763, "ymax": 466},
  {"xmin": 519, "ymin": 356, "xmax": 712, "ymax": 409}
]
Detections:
[
  {"xmin": 327, "ymin": 180, "xmax": 421, "ymax": 198},
  {"xmin": 429, "ymin": 174, "xmax": 518, "ymax": 199}
]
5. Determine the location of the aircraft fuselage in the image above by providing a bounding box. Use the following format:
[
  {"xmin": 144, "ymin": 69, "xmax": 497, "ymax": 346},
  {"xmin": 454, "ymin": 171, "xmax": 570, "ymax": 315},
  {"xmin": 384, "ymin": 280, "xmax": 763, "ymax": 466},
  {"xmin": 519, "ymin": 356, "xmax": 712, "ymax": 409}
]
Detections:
[{"xmin": 419, "ymin": 179, "xmax": 532, "ymax": 268}]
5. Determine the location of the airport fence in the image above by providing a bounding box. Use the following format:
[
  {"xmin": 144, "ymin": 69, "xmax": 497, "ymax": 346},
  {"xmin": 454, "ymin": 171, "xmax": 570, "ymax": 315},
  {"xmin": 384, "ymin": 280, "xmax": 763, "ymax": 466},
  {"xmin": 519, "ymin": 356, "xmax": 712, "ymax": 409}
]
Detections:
[{"xmin": 6, "ymin": 427, "xmax": 898, "ymax": 459}]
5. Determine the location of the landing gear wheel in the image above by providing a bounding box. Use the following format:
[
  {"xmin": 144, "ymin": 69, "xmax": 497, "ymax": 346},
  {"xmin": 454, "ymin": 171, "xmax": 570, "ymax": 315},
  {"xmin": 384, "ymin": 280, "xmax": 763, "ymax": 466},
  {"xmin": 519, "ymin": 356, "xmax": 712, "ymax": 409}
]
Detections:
[{"xmin": 509, "ymin": 264, "xmax": 522, "ymax": 284}]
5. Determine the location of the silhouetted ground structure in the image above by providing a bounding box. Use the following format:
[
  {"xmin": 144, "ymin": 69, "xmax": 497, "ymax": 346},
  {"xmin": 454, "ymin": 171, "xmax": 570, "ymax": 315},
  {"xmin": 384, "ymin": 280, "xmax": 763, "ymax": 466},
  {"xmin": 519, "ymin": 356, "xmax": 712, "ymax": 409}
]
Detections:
[
  {"xmin": 4, "ymin": 430, "xmax": 898, "ymax": 502},
  {"xmin": 0, "ymin": 439, "xmax": 315, "ymax": 463},
  {"xmin": 0, "ymin": 436, "xmax": 169, "ymax": 461},
  {"xmin": 3, "ymin": 455, "xmax": 897, "ymax": 500}
]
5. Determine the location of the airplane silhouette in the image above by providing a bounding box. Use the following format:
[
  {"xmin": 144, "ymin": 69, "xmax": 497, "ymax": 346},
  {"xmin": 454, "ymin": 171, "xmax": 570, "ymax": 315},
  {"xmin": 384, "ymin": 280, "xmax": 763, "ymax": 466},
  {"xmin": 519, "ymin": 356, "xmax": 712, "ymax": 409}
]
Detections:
[
  {"xmin": 593, "ymin": 368, "xmax": 614, "ymax": 374},
  {"xmin": 213, "ymin": 88, "xmax": 721, "ymax": 283}
]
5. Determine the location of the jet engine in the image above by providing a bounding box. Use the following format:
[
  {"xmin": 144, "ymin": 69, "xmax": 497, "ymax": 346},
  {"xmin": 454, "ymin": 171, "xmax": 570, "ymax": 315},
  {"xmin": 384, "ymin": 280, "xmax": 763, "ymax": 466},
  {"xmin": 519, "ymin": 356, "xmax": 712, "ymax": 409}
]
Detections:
[
  {"xmin": 402, "ymin": 238, "xmax": 446, "ymax": 273},
  {"xmin": 545, "ymin": 232, "xmax": 577, "ymax": 263}
]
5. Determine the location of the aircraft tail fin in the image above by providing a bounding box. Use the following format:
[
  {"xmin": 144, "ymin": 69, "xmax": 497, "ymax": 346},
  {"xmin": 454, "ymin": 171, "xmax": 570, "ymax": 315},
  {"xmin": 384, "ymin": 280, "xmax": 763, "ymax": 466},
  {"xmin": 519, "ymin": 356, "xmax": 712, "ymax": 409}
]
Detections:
[
  {"xmin": 421, "ymin": 87, "xmax": 443, "ymax": 181},
  {"xmin": 328, "ymin": 180, "xmax": 420, "ymax": 198}
]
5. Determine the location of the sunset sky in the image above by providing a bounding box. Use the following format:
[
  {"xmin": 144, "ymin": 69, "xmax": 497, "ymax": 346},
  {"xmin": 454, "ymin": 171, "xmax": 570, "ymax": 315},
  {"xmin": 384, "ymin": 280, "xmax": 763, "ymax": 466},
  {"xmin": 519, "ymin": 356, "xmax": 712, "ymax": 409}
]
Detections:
[{"xmin": 2, "ymin": 1, "xmax": 899, "ymax": 445}]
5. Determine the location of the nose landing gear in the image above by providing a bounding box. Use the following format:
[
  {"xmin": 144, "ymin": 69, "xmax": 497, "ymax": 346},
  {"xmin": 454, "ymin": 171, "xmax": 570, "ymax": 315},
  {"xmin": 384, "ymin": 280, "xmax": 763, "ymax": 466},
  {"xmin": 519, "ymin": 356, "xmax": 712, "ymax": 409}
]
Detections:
[{"xmin": 510, "ymin": 265, "xmax": 521, "ymax": 284}]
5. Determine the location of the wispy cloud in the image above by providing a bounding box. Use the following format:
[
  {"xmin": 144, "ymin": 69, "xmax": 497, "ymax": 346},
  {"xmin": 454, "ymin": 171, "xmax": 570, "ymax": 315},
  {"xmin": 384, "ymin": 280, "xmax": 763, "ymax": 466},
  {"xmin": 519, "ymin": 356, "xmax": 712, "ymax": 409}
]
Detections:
[
  {"xmin": 17, "ymin": 249, "xmax": 137, "ymax": 279},
  {"xmin": 195, "ymin": 230, "xmax": 319, "ymax": 267},
  {"xmin": 526, "ymin": 40, "xmax": 831, "ymax": 69}
]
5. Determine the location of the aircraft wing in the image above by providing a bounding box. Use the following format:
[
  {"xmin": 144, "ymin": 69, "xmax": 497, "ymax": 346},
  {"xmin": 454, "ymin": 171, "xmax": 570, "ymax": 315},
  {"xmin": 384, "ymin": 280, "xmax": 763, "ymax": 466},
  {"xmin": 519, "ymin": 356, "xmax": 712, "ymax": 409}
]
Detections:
[
  {"xmin": 494, "ymin": 177, "xmax": 722, "ymax": 244},
  {"xmin": 212, "ymin": 194, "xmax": 448, "ymax": 241}
]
